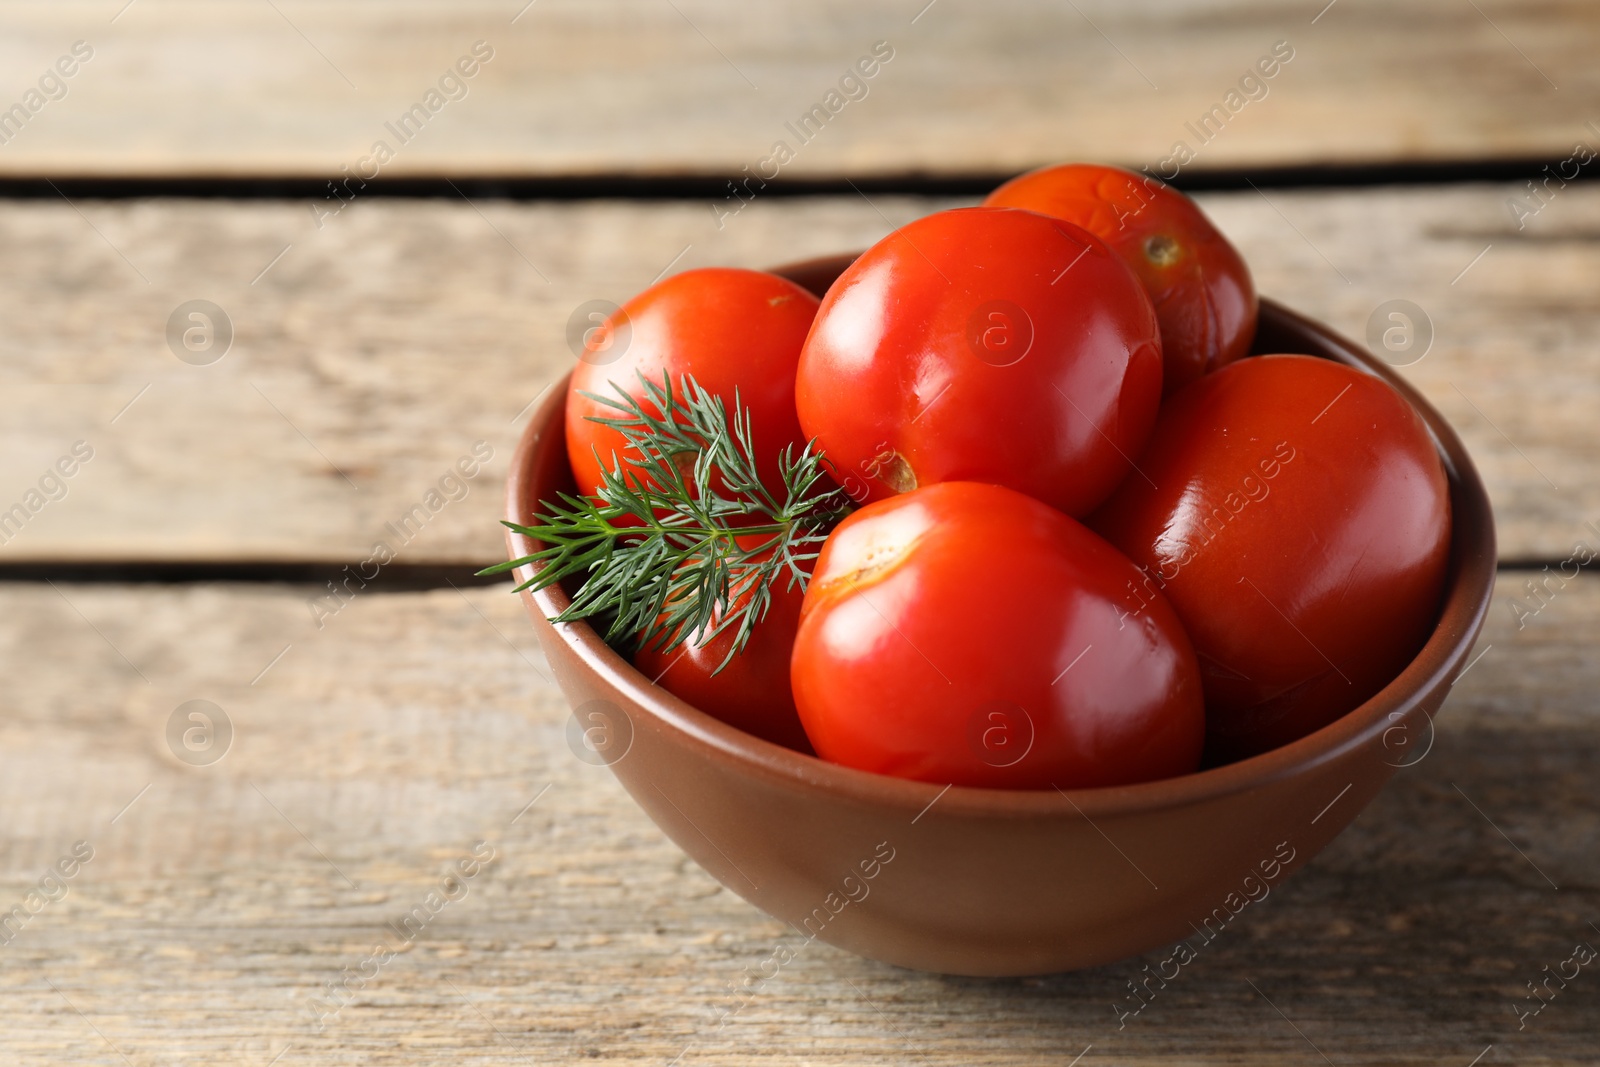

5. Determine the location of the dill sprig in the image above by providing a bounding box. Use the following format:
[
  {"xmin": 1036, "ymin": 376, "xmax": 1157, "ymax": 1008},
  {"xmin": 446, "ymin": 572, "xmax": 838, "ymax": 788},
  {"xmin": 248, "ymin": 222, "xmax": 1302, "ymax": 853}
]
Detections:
[{"xmin": 482, "ymin": 372, "xmax": 852, "ymax": 672}]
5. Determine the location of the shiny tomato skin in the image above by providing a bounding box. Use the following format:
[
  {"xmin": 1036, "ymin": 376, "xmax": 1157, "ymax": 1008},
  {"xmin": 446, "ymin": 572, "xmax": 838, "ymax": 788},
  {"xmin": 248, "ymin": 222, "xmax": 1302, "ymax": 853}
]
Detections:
[
  {"xmin": 985, "ymin": 163, "xmax": 1256, "ymax": 395},
  {"xmin": 634, "ymin": 564, "xmax": 813, "ymax": 754},
  {"xmin": 791, "ymin": 481, "xmax": 1204, "ymax": 790},
  {"xmin": 566, "ymin": 267, "xmax": 820, "ymax": 500},
  {"xmin": 796, "ymin": 206, "xmax": 1163, "ymax": 518},
  {"xmin": 1090, "ymin": 355, "xmax": 1452, "ymax": 763}
]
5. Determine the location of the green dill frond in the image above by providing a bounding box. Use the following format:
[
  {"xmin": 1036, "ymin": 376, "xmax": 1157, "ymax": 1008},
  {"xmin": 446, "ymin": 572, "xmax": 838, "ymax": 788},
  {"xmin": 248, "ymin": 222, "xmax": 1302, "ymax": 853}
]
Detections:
[{"xmin": 481, "ymin": 371, "xmax": 851, "ymax": 673}]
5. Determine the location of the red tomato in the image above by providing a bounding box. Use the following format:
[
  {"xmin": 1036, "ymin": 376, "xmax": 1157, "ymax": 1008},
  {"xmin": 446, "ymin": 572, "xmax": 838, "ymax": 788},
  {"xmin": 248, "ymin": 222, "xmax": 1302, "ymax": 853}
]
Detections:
[
  {"xmin": 796, "ymin": 206, "xmax": 1163, "ymax": 518},
  {"xmin": 566, "ymin": 267, "xmax": 819, "ymax": 500},
  {"xmin": 791, "ymin": 481, "xmax": 1204, "ymax": 789},
  {"xmin": 1090, "ymin": 355, "xmax": 1451, "ymax": 762},
  {"xmin": 985, "ymin": 163, "xmax": 1256, "ymax": 395},
  {"xmin": 634, "ymin": 555, "xmax": 813, "ymax": 753}
]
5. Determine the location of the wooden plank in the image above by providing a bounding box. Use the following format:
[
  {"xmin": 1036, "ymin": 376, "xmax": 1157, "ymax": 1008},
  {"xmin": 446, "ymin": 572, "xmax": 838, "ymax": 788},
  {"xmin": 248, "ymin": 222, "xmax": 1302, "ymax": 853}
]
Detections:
[
  {"xmin": 1, "ymin": 184, "xmax": 1592, "ymax": 565},
  {"xmin": 0, "ymin": 0, "xmax": 1593, "ymax": 178},
  {"xmin": 0, "ymin": 571, "xmax": 1590, "ymax": 1064}
]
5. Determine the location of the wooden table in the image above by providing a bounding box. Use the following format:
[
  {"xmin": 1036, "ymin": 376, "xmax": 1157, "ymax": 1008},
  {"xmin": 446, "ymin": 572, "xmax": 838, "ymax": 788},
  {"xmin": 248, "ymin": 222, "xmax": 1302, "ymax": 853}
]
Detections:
[{"xmin": 4, "ymin": 2, "xmax": 1598, "ymax": 1062}]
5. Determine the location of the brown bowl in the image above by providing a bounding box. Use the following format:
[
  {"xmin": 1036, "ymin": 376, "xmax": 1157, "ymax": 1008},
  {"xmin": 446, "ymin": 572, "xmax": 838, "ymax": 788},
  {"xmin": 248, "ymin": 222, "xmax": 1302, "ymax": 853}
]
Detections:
[{"xmin": 504, "ymin": 255, "xmax": 1496, "ymax": 977}]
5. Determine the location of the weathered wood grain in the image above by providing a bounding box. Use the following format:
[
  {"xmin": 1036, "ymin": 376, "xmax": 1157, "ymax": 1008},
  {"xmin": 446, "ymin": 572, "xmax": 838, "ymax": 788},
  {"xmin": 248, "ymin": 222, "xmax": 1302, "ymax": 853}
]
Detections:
[
  {"xmin": 0, "ymin": 571, "xmax": 1590, "ymax": 1064},
  {"xmin": 1, "ymin": 183, "xmax": 1595, "ymax": 565},
  {"xmin": 0, "ymin": 0, "xmax": 1593, "ymax": 178}
]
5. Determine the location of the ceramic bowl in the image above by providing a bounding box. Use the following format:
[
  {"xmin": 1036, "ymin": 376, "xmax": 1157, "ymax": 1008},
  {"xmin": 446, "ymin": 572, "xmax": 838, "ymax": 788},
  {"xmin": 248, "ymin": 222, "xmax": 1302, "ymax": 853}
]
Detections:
[{"xmin": 504, "ymin": 254, "xmax": 1496, "ymax": 977}]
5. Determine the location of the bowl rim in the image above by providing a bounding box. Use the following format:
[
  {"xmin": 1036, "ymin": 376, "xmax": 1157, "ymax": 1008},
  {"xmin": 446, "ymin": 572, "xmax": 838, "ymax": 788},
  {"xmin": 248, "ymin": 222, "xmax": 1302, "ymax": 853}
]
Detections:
[{"xmin": 505, "ymin": 260, "xmax": 1497, "ymax": 820}]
